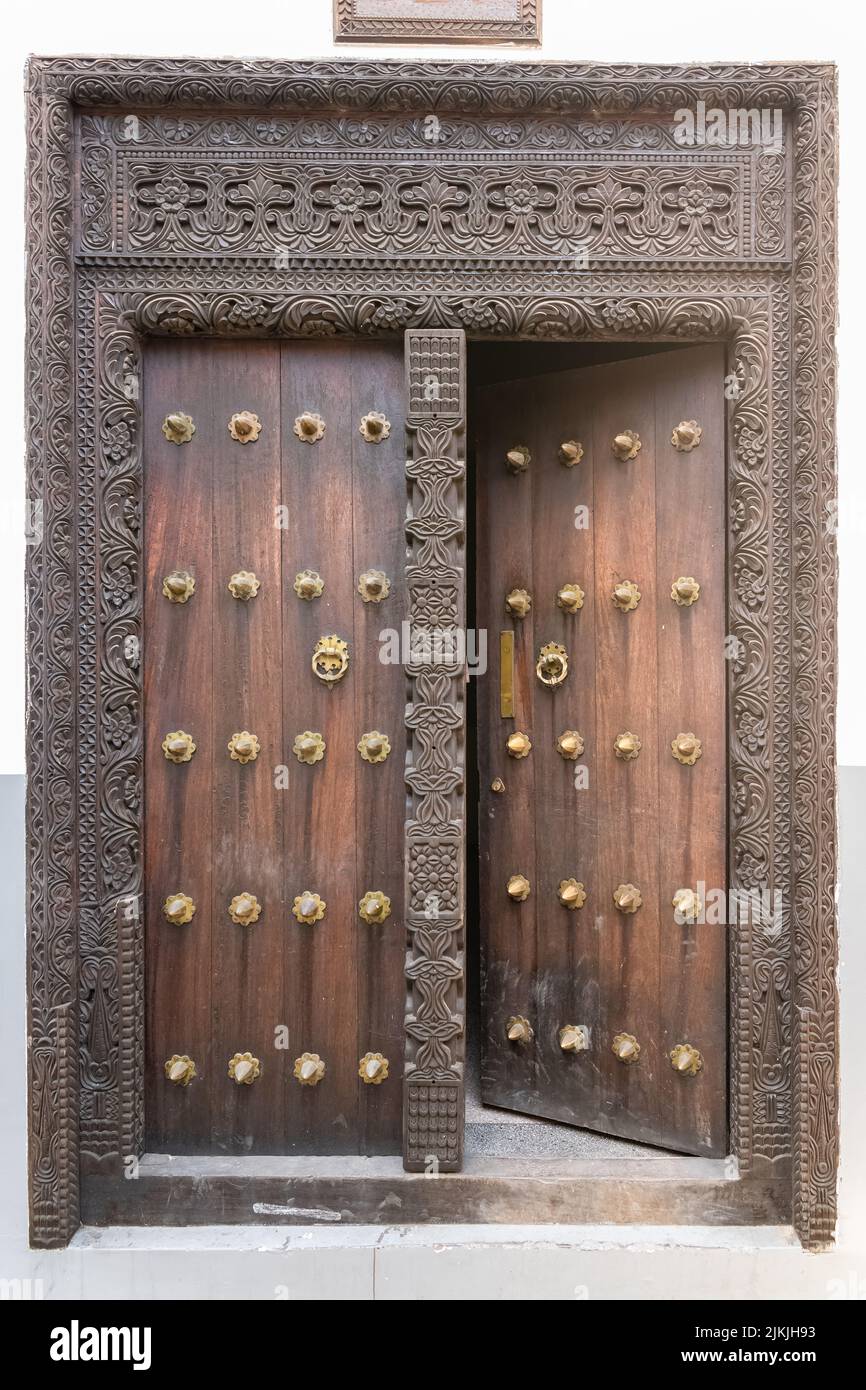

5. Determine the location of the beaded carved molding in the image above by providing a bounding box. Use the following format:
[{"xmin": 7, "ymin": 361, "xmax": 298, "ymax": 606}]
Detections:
[{"xmin": 27, "ymin": 58, "xmax": 836, "ymax": 1249}]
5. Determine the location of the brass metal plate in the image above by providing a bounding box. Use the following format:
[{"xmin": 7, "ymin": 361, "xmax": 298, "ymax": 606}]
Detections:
[{"xmin": 500, "ymin": 630, "xmax": 514, "ymax": 718}]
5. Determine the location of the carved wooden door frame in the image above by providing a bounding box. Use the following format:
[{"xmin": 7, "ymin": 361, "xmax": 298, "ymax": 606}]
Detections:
[{"xmin": 25, "ymin": 57, "xmax": 837, "ymax": 1248}]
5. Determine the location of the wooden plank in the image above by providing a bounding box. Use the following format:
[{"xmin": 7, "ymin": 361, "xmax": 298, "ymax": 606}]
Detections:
[
  {"xmin": 210, "ymin": 341, "xmax": 284, "ymax": 1153},
  {"xmin": 143, "ymin": 340, "xmax": 214, "ymax": 1152}
]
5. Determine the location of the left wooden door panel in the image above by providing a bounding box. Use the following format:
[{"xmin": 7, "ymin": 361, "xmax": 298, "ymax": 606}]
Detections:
[{"xmin": 143, "ymin": 338, "xmax": 405, "ymax": 1155}]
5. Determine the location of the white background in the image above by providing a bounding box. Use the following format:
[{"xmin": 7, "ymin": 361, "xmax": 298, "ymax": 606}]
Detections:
[{"xmin": 0, "ymin": 1, "xmax": 859, "ymax": 771}]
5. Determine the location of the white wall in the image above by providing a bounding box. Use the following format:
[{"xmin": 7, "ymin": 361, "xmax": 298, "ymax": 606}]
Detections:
[{"xmin": 1, "ymin": 1, "xmax": 862, "ymax": 1298}]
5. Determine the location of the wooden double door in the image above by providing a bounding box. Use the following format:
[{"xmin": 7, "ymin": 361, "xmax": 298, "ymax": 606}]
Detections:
[{"xmin": 143, "ymin": 336, "xmax": 727, "ymax": 1160}]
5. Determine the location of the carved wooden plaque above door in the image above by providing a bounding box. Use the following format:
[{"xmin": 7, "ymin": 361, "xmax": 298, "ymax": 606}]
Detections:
[
  {"xmin": 143, "ymin": 337, "xmax": 406, "ymax": 1154},
  {"xmin": 476, "ymin": 346, "xmax": 727, "ymax": 1155}
]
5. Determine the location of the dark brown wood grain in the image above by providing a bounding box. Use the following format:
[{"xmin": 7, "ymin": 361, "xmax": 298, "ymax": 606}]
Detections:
[{"xmin": 476, "ymin": 349, "xmax": 727, "ymax": 1155}]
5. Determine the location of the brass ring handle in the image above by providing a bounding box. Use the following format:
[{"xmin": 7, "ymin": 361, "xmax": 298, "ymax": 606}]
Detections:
[
  {"xmin": 312, "ymin": 635, "xmax": 349, "ymax": 685},
  {"xmin": 294, "ymin": 1053, "xmax": 326, "ymax": 1086},
  {"xmin": 536, "ymin": 642, "xmax": 568, "ymax": 687},
  {"xmin": 228, "ymin": 1052, "xmax": 261, "ymax": 1084}
]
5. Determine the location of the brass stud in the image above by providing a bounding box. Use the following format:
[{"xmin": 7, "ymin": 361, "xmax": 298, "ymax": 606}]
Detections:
[
  {"xmin": 536, "ymin": 641, "xmax": 568, "ymax": 687},
  {"xmin": 294, "ymin": 569, "xmax": 324, "ymax": 601},
  {"xmin": 670, "ymin": 1043, "xmax": 704, "ymax": 1076},
  {"xmin": 671, "ymin": 420, "xmax": 703, "ymax": 453},
  {"xmin": 293, "ymin": 411, "xmax": 325, "ymax": 444},
  {"xmin": 672, "ymin": 888, "xmax": 702, "ymax": 923},
  {"xmin": 556, "ymin": 730, "xmax": 585, "ymax": 760},
  {"xmin": 359, "ymin": 1052, "xmax": 389, "ymax": 1084},
  {"xmin": 557, "ymin": 583, "xmax": 585, "ymax": 614},
  {"xmin": 162, "ymin": 412, "xmax": 195, "ymax": 445},
  {"xmin": 228, "ymin": 1051, "xmax": 261, "ymax": 1085},
  {"xmin": 558, "ymin": 440, "xmax": 584, "ymax": 467},
  {"xmin": 611, "ymin": 430, "xmax": 641, "ymax": 462},
  {"xmin": 559, "ymin": 1024, "xmax": 590, "ymax": 1053},
  {"xmin": 671, "ymin": 575, "xmax": 701, "ymax": 606},
  {"xmin": 558, "ymin": 878, "xmax": 587, "ymax": 910},
  {"xmin": 359, "ymin": 411, "xmax": 391, "ymax": 443},
  {"xmin": 506, "ymin": 731, "xmax": 532, "ymax": 759},
  {"xmin": 228, "ymin": 892, "xmax": 261, "ymax": 927},
  {"xmin": 293, "ymin": 891, "xmax": 326, "ymax": 924},
  {"xmin": 163, "ymin": 892, "xmax": 196, "ymax": 926},
  {"xmin": 613, "ymin": 883, "xmax": 643, "ymax": 914},
  {"xmin": 506, "ymin": 1016, "xmax": 533, "ymax": 1044},
  {"xmin": 359, "ymin": 890, "xmax": 391, "ymax": 924},
  {"xmin": 164, "ymin": 1054, "xmax": 196, "ymax": 1085},
  {"xmin": 614, "ymin": 731, "xmax": 642, "ymax": 761},
  {"xmin": 228, "ymin": 411, "xmax": 262, "ymax": 444},
  {"xmin": 228, "ymin": 730, "xmax": 260, "ymax": 764},
  {"xmin": 228, "ymin": 570, "xmax": 260, "ymax": 601},
  {"xmin": 358, "ymin": 731, "xmax": 391, "ymax": 764},
  {"xmin": 505, "ymin": 445, "xmax": 531, "ymax": 474},
  {"xmin": 312, "ymin": 635, "xmax": 349, "ymax": 685},
  {"xmin": 162, "ymin": 730, "xmax": 196, "ymax": 763},
  {"xmin": 491, "ymin": 777, "xmax": 505, "ymax": 794},
  {"xmin": 612, "ymin": 580, "xmax": 641, "ymax": 612},
  {"xmin": 294, "ymin": 1052, "xmax": 326, "ymax": 1086},
  {"xmin": 612, "ymin": 1032, "xmax": 641, "ymax": 1064},
  {"xmin": 671, "ymin": 732, "xmax": 702, "ymax": 765},
  {"xmin": 358, "ymin": 569, "xmax": 390, "ymax": 603},
  {"xmin": 162, "ymin": 570, "xmax": 195, "ymax": 604},
  {"xmin": 505, "ymin": 588, "xmax": 532, "ymax": 618},
  {"xmin": 507, "ymin": 873, "xmax": 531, "ymax": 902},
  {"xmin": 294, "ymin": 731, "xmax": 326, "ymax": 765}
]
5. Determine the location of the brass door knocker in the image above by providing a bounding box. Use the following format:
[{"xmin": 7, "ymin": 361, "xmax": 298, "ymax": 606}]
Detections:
[
  {"xmin": 312, "ymin": 635, "xmax": 349, "ymax": 685},
  {"xmin": 536, "ymin": 642, "xmax": 568, "ymax": 687}
]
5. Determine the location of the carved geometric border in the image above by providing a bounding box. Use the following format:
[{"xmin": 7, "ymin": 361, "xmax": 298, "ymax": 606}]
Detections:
[{"xmin": 26, "ymin": 58, "xmax": 837, "ymax": 1250}]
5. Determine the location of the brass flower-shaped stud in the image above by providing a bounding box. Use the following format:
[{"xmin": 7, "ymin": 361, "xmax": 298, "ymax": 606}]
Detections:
[
  {"xmin": 612, "ymin": 1033, "xmax": 641, "ymax": 1064},
  {"xmin": 359, "ymin": 1052, "xmax": 389, "ymax": 1084},
  {"xmin": 228, "ymin": 411, "xmax": 262, "ymax": 444},
  {"xmin": 162, "ymin": 570, "xmax": 195, "ymax": 604},
  {"xmin": 359, "ymin": 891, "xmax": 391, "ymax": 924},
  {"xmin": 358, "ymin": 731, "xmax": 390, "ymax": 763},
  {"xmin": 162, "ymin": 412, "xmax": 195, "ymax": 445},
  {"xmin": 312, "ymin": 635, "xmax": 349, "ymax": 685},
  {"xmin": 671, "ymin": 732, "xmax": 702, "ymax": 765},
  {"xmin": 556, "ymin": 730, "xmax": 585, "ymax": 760},
  {"xmin": 164, "ymin": 1054, "xmax": 197, "ymax": 1085},
  {"xmin": 163, "ymin": 892, "xmax": 196, "ymax": 926},
  {"xmin": 614, "ymin": 731, "xmax": 642, "ymax": 761},
  {"xmin": 507, "ymin": 874, "xmax": 531, "ymax": 901},
  {"xmin": 162, "ymin": 730, "xmax": 196, "ymax": 763},
  {"xmin": 294, "ymin": 411, "xmax": 325, "ymax": 444},
  {"xmin": 505, "ymin": 588, "xmax": 532, "ymax": 618},
  {"xmin": 670, "ymin": 1043, "xmax": 704, "ymax": 1076},
  {"xmin": 228, "ymin": 570, "xmax": 260, "ymax": 601},
  {"xmin": 672, "ymin": 888, "xmax": 702, "ymax": 923},
  {"xmin": 228, "ymin": 1052, "xmax": 261, "ymax": 1085},
  {"xmin": 359, "ymin": 411, "xmax": 391, "ymax": 443},
  {"xmin": 671, "ymin": 420, "xmax": 702, "ymax": 453},
  {"xmin": 358, "ymin": 569, "xmax": 390, "ymax": 603},
  {"xmin": 559, "ymin": 1024, "xmax": 589, "ymax": 1053},
  {"xmin": 491, "ymin": 777, "xmax": 505, "ymax": 793},
  {"xmin": 558, "ymin": 879, "xmax": 587, "ymax": 910},
  {"xmin": 294, "ymin": 569, "xmax": 324, "ymax": 601},
  {"xmin": 612, "ymin": 580, "xmax": 641, "ymax": 611},
  {"xmin": 293, "ymin": 891, "xmax": 326, "ymax": 924},
  {"xmin": 506, "ymin": 731, "xmax": 532, "ymax": 759},
  {"xmin": 558, "ymin": 440, "xmax": 584, "ymax": 467},
  {"xmin": 611, "ymin": 430, "xmax": 641, "ymax": 462},
  {"xmin": 228, "ymin": 892, "xmax": 261, "ymax": 926},
  {"xmin": 228, "ymin": 731, "xmax": 260, "ymax": 764},
  {"xmin": 294, "ymin": 731, "xmax": 326, "ymax": 765},
  {"xmin": 557, "ymin": 583, "xmax": 585, "ymax": 614},
  {"xmin": 671, "ymin": 576, "xmax": 701, "ymax": 606},
  {"xmin": 507, "ymin": 1016, "xmax": 533, "ymax": 1043},
  {"xmin": 536, "ymin": 641, "xmax": 568, "ymax": 686},
  {"xmin": 613, "ymin": 883, "xmax": 643, "ymax": 914},
  {"xmin": 294, "ymin": 1053, "xmax": 326, "ymax": 1086},
  {"xmin": 505, "ymin": 445, "xmax": 531, "ymax": 474}
]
